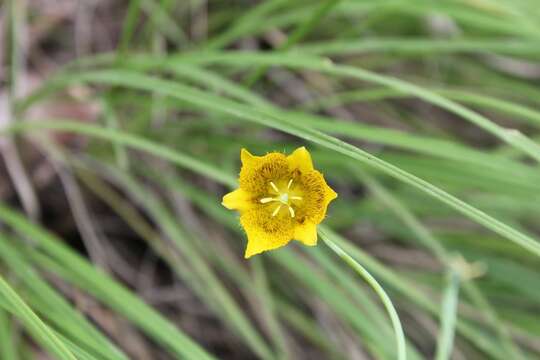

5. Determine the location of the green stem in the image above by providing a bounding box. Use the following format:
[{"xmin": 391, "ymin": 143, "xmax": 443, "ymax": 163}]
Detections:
[{"xmin": 318, "ymin": 228, "xmax": 407, "ymax": 360}]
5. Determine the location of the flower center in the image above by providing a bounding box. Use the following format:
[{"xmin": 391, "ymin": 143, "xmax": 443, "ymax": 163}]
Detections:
[{"xmin": 259, "ymin": 179, "xmax": 302, "ymax": 217}]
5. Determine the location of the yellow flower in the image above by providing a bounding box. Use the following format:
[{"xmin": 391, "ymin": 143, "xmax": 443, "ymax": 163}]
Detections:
[{"xmin": 222, "ymin": 147, "xmax": 337, "ymax": 258}]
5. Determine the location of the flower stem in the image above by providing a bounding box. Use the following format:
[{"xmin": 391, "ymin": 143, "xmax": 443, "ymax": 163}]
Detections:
[{"xmin": 319, "ymin": 227, "xmax": 407, "ymax": 360}]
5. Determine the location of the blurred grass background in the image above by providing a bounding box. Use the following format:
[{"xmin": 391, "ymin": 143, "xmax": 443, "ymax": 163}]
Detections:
[{"xmin": 1, "ymin": 0, "xmax": 540, "ymax": 359}]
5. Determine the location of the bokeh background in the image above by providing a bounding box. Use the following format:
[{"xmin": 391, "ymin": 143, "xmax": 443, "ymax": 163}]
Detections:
[{"xmin": 1, "ymin": 0, "xmax": 540, "ymax": 359}]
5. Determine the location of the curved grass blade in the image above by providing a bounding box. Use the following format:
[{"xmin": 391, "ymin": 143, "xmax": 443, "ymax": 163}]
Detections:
[
  {"xmin": 296, "ymin": 38, "xmax": 540, "ymax": 57},
  {"xmin": 9, "ymin": 67, "xmax": 540, "ymax": 257},
  {"xmin": 0, "ymin": 274, "xmax": 77, "ymax": 360},
  {"xmin": 0, "ymin": 204, "xmax": 217, "ymax": 360},
  {"xmin": 21, "ymin": 52, "xmax": 540, "ymax": 164},
  {"xmin": 0, "ymin": 235, "xmax": 128, "ymax": 360},
  {"xmin": 165, "ymin": 52, "xmax": 540, "ymax": 162},
  {"xmin": 0, "ymin": 309, "xmax": 19, "ymax": 360},
  {"xmin": 435, "ymin": 270, "xmax": 460, "ymax": 360}
]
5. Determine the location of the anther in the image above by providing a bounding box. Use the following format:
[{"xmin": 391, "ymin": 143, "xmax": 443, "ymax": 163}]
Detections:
[
  {"xmin": 262, "ymin": 180, "xmax": 302, "ymax": 218},
  {"xmin": 288, "ymin": 206, "xmax": 295, "ymax": 218},
  {"xmin": 270, "ymin": 181, "xmax": 279, "ymax": 193}
]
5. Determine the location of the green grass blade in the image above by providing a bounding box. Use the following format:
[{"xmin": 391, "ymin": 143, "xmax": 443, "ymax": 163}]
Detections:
[
  {"xmin": 0, "ymin": 235, "xmax": 128, "ymax": 360},
  {"xmin": 296, "ymin": 38, "xmax": 540, "ymax": 57},
  {"xmin": 11, "ymin": 67, "xmax": 540, "ymax": 257},
  {"xmin": 0, "ymin": 204, "xmax": 217, "ymax": 360},
  {"xmin": 1, "ymin": 120, "xmax": 235, "ymax": 187},
  {"xmin": 352, "ymin": 168, "xmax": 526, "ymax": 359},
  {"xmin": 0, "ymin": 309, "xmax": 19, "ymax": 360},
  {"xmin": 0, "ymin": 274, "xmax": 77, "ymax": 360},
  {"xmin": 435, "ymin": 271, "xmax": 460, "ymax": 360},
  {"xmin": 244, "ymin": 0, "xmax": 340, "ymax": 86},
  {"xmin": 169, "ymin": 52, "xmax": 540, "ymax": 162},
  {"xmin": 204, "ymin": 0, "xmax": 291, "ymax": 50}
]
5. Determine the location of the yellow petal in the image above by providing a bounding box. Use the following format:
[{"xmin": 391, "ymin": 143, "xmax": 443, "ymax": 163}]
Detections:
[
  {"xmin": 239, "ymin": 151, "xmax": 290, "ymax": 195},
  {"xmin": 244, "ymin": 235, "xmax": 292, "ymax": 258},
  {"xmin": 240, "ymin": 148, "xmax": 256, "ymax": 165},
  {"xmin": 241, "ymin": 210, "xmax": 295, "ymax": 258},
  {"xmin": 294, "ymin": 223, "xmax": 317, "ymax": 246},
  {"xmin": 325, "ymin": 184, "xmax": 338, "ymax": 202},
  {"xmin": 287, "ymin": 146, "xmax": 314, "ymax": 173},
  {"xmin": 295, "ymin": 170, "xmax": 337, "ymax": 224},
  {"xmin": 222, "ymin": 188, "xmax": 252, "ymax": 211}
]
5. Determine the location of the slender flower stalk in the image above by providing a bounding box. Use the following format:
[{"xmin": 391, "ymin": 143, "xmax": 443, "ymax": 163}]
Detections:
[
  {"xmin": 319, "ymin": 227, "xmax": 407, "ymax": 360},
  {"xmin": 223, "ymin": 147, "xmax": 406, "ymax": 359}
]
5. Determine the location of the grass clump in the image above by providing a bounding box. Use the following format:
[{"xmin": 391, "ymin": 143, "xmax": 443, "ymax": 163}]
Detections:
[{"xmin": 1, "ymin": 0, "xmax": 539, "ymax": 359}]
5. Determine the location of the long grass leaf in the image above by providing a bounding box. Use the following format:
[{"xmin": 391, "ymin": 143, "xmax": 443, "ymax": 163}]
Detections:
[{"xmin": 0, "ymin": 274, "xmax": 77, "ymax": 360}]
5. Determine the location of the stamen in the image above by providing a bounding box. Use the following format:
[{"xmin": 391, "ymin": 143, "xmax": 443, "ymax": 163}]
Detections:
[
  {"xmin": 288, "ymin": 206, "xmax": 295, "ymax": 218},
  {"xmin": 270, "ymin": 181, "xmax": 279, "ymax": 193},
  {"xmin": 264, "ymin": 180, "xmax": 301, "ymax": 218}
]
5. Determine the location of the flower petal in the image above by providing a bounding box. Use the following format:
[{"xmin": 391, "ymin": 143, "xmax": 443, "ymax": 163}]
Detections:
[
  {"xmin": 222, "ymin": 188, "xmax": 252, "ymax": 210},
  {"xmin": 240, "ymin": 209, "xmax": 295, "ymax": 258},
  {"xmin": 294, "ymin": 223, "xmax": 317, "ymax": 246},
  {"xmin": 239, "ymin": 152, "xmax": 290, "ymax": 196},
  {"xmin": 244, "ymin": 235, "xmax": 291, "ymax": 258},
  {"xmin": 325, "ymin": 184, "xmax": 338, "ymax": 202},
  {"xmin": 240, "ymin": 148, "xmax": 256, "ymax": 165},
  {"xmin": 287, "ymin": 146, "xmax": 314, "ymax": 173},
  {"xmin": 295, "ymin": 170, "xmax": 337, "ymax": 224}
]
